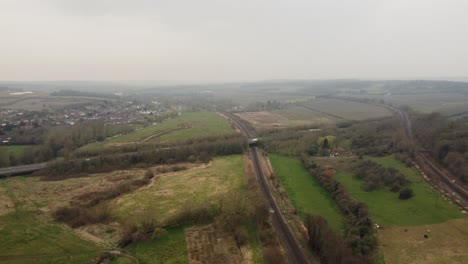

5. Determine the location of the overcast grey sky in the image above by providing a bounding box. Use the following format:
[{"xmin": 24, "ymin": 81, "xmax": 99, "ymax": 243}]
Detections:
[{"xmin": 1, "ymin": 0, "xmax": 467, "ymax": 82}]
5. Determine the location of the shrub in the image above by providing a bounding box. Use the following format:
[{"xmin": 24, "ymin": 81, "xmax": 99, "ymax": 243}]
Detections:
[
  {"xmin": 399, "ymin": 188, "xmax": 414, "ymax": 200},
  {"xmin": 233, "ymin": 226, "xmax": 249, "ymax": 246},
  {"xmin": 144, "ymin": 169, "xmax": 154, "ymax": 179},
  {"xmin": 53, "ymin": 203, "xmax": 111, "ymax": 227},
  {"xmin": 405, "ymin": 158, "xmax": 412, "ymax": 167}
]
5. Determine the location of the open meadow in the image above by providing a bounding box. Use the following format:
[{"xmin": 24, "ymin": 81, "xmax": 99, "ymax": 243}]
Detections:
[
  {"xmin": 113, "ymin": 156, "xmax": 244, "ymax": 224},
  {"xmin": 299, "ymin": 98, "xmax": 393, "ymax": 121},
  {"xmin": 236, "ymin": 99, "xmax": 393, "ymax": 130},
  {"xmin": 0, "ymin": 145, "xmax": 34, "ymax": 167},
  {"xmin": 315, "ymin": 155, "xmax": 468, "ymax": 264},
  {"xmin": 325, "ymin": 156, "xmax": 465, "ymax": 227},
  {"xmin": 112, "ymin": 155, "xmax": 262, "ymax": 263},
  {"xmin": 236, "ymin": 105, "xmax": 337, "ymax": 130},
  {"xmin": 110, "ymin": 227, "xmax": 187, "ymax": 264},
  {"xmin": 102, "ymin": 112, "xmax": 234, "ymax": 145},
  {"xmin": 0, "ymin": 176, "xmax": 106, "ymax": 263},
  {"xmin": 379, "ymin": 218, "xmax": 468, "ymax": 264},
  {"xmin": 269, "ymin": 154, "xmax": 343, "ymax": 231},
  {"xmin": 344, "ymin": 92, "xmax": 468, "ymax": 115},
  {"xmin": 0, "ymin": 155, "xmax": 262, "ymax": 263}
]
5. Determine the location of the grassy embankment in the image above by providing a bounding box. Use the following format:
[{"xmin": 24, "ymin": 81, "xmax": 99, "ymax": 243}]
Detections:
[{"xmin": 269, "ymin": 154, "xmax": 343, "ymax": 231}]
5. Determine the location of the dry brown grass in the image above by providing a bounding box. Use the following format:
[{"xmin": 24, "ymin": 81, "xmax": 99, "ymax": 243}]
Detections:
[
  {"xmin": 236, "ymin": 105, "xmax": 339, "ymax": 130},
  {"xmin": 185, "ymin": 224, "xmax": 244, "ymax": 264},
  {"xmin": 236, "ymin": 111, "xmax": 292, "ymax": 129},
  {"xmin": 0, "ymin": 195, "xmax": 14, "ymax": 216},
  {"xmin": 113, "ymin": 156, "xmax": 244, "ymax": 225},
  {"xmin": 379, "ymin": 218, "xmax": 468, "ymax": 264}
]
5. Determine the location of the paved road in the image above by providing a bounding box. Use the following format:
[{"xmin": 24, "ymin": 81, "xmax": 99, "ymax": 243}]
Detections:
[
  {"xmin": 221, "ymin": 111, "xmax": 311, "ymax": 264},
  {"xmin": 0, "ymin": 162, "xmax": 47, "ymax": 177}
]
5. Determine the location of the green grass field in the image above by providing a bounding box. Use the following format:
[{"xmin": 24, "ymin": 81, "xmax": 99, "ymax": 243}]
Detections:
[
  {"xmin": 111, "ymin": 227, "xmax": 187, "ymax": 264},
  {"xmin": 269, "ymin": 154, "xmax": 343, "ymax": 231},
  {"xmin": 0, "ymin": 211, "xmax": 101, "ymax": 264},
  {"xmin": 0, "ymin": 175, "xmax": 102, "ymax": 263},
  {"xmin": 245, "ymin": 222, "xmax": 263, "ymax": 264},
  {"xmin": 334, "ymin": 156, "xmax": 465, "ymax": 227},
  {"xmin": 103, "ymin": 112, "xmax": 234, "ymax": 144},
  {"xmin": 0, "ymin": 145, "xmax": 33, "ymax": 166}
]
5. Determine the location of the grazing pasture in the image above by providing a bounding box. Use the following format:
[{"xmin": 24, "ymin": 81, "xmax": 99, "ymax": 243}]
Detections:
[
  {"xmin": 329, "ymin": 156, "xmax": 465, "ymax": 227},
  {"xmin": 379, "ymin": 218, "xmax": 468, "ymax": 264},
  {"xmin": 269, "ymin": 154, "xmax": 343, "ymax": 231}
]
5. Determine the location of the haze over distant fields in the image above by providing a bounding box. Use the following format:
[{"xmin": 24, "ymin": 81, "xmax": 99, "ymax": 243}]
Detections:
[{"xmin": 1, "ymin": 0, "xmax": 467, "ymax": 82}]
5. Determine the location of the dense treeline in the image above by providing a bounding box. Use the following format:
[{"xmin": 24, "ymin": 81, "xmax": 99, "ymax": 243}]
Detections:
[
  {"xmin": 348, "ymin": 117, "xmax": 411, "ymax": 156},
  {"xmin": 44, "ymin": 120, "xmax": 133, "ymax": 158},
  {"xmin": 72, "ymin": 134, "xmax": 244, "ymax": 158},
  {"xmin": 306, "ymin": 215, "xmax": 365, "ymax": 264},
  {"xmin": 0, "ymin": 120, "xmax": 134, "ymax": 167},
  {"xmin": 244, "ymin": 100, "xmax": 284, "ymax": 112},
  {"xmin": 302, "ymin": 156, "xmax": 378, "ymax": 260},
  {"xmin": 45, "ymin": 135, "xmax": 244, "ymax": 179},
  {"xmin": 260, "ymin": 127, "xmax": 321, "ymax": 156},
  {"xmin": 413, "ymin": 113, "xmax": 468, "ymax": 183},
  {"xmin": 260, "ymin": 116, "xmax": 407, "ymax": 158},
  {"xmin": 353, "ymin": 160, "xmax": 409, "ymax": 193}
]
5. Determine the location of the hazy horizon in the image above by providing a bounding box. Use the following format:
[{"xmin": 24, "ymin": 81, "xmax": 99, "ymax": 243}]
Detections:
[{"xmin": 1, "ymin": 0, "xmax": 468, "ymax": 82}]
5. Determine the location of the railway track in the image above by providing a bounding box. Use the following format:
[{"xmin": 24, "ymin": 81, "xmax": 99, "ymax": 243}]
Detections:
[
  {"xmin": 399, "ymin": 110, "xmax": 468, "ymax": 207},
  {"xmin": 221, "ymin": 112, "xmax": 310, "ymax": 264}
]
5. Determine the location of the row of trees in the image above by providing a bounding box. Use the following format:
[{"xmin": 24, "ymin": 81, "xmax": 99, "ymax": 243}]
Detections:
[
  {"xmin": 45, "ymin": 135, "xmax": 245, "ymax": 179},
  {"xmin": 44, "ymin": 120, "xmax": 133, "ymax": 158},
  {"xmin": 302, "ymin": 156, "xmax": 378, "ymax": 259},
  {"xmin": 0, "ymin": 120, "xmax": 134, "ymax": 168},
  {"xmin": 306, "ymin": 214, "xmax": 366, "ymax": 264}
]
